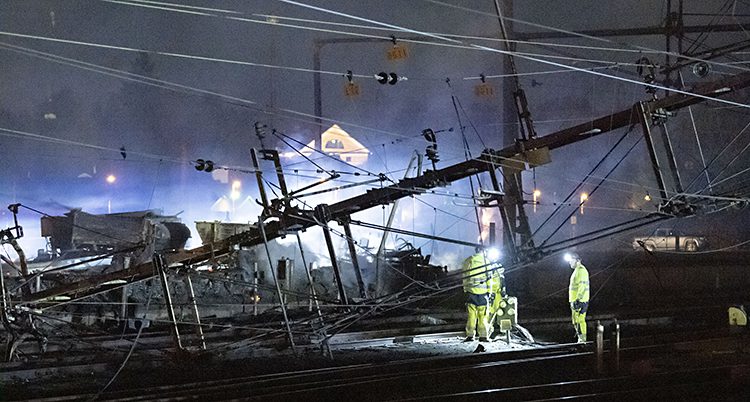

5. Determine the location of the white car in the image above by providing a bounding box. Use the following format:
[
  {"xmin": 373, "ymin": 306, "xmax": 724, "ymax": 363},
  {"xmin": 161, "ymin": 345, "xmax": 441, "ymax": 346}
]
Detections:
[{"xmin": 633, "ymin": 228, "xmax": 707, "ymax": 252}]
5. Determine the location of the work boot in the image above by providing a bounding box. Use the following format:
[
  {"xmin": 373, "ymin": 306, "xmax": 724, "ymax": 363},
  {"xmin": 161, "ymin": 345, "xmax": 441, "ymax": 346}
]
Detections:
[
  {"xmin": 463, "ymin": 336, "xmax": 474, "ymax": 342},
  {"xmin": 478, "ymin": 337, "xmax": 489, "ymax": 342}
]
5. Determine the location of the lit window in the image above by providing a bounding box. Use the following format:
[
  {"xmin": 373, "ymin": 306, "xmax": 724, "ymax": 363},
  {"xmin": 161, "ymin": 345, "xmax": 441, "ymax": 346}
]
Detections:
[{"xmin": 325, "ymin": 139, "xmax": 345, "ymax": 149}]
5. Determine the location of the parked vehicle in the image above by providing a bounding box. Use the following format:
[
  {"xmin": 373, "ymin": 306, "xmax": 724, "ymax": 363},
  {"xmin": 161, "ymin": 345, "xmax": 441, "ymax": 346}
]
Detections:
[{"xmin": 633, "ymin": 228, "xmax": 707, "ymax": 252}]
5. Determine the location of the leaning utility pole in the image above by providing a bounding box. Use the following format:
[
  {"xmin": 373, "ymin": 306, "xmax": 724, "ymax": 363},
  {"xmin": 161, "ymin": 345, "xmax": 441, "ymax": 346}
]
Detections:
[{"xmin": 494, "ymin": 0, "xmax": 536, "ymax": 263}]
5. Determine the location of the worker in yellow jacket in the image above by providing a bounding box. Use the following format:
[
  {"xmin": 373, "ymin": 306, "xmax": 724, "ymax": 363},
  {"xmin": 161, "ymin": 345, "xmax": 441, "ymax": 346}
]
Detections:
[
  {"xmin": 566, "ymin": 252, "xmax": 590, "ymax": 343},
  {"xmin": 462, "ymin": 247, "xmax": 501, "ymax": 342}
]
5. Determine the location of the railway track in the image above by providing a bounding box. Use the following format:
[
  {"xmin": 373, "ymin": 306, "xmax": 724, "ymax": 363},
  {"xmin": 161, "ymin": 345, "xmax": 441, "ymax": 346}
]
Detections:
[{"xmin": 13, "ymin": 328, "xmax": 750, "ymax": 401}]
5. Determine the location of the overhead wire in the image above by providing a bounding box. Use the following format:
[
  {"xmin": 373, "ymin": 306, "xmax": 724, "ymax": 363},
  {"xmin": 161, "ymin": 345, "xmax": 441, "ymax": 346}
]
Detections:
[
  {"xmin": 282, "ymin": 0, "xmax": 750, "ymax": 77},
  {"xmin": 539, "ymin": 131, "xmax": 646, "ymax": 249},
  {"xmin": 302, "ymin": 1, "xmax": 750, "ymax": 82},
  {"xmin": 0, "ymin": 123, "xmax": 392, "ymax": 191},
  {"xmin": 0, "ymin": 29, "xmax": 666, "ymax": 94},
  {"xmin": 734, "ymin": 0, "xmax": 750, "ymax": 39},
  {"xmin": 0, "ymin": 125, "xmax": 178, "ymax": 164},
  {"xmin": 0, "ymin": 30, "xmax": 362, "ymax": 78},
  {"xmin": 103, "ymin": 0, "xmax": 242, "ymax": 15},
  {"xmin": 13, "ymin": 0, "xmax": 733, "ymax": 109},
  {"xmin": 0, "ymin": 41, "xmax": 417, "ymax": 146},
  {"xmin": 684, "ymin": 120, "xmax": 750, "ymax": 193},
  {"xmin": 2, "ymin": 2, "xmax": 744, "ymax": 204},
  {"xmin": 445, "ymin": 79, "xmax": 484, "ymax": 240},
  {"xmin": 111, "ymin": 0, "xmax": 750, "ymax": 71},
  {"xmin": 0, "ymin": 14, "xmax": 748, "ymax": 181},
  {"xmin": 700, "ymin": 163, "xmax": 750, "ymax": 191},
  {"xmin": 677, "ymin": 71, "xmax": 714, "ymax": 194},
  {"xmin": 699, "ymin": 129, "xmax": 750, "ymax": 190},
  {"xmin": 253, "ymin": 12, "xmax": 720, "ymax": 59},
  {"xmin": 685, "ymin": 0, "xmax": 735, "ymax": 55},
  {"xmin": 696, "ymin": 120, "xmax": 750, "ymax": 191},
  {"xmin": 529, "ymin": 124, "xmax": 637, "ymax": 245},
  {"xmin": 423, "ymin": 0, "xmax": 750, "ymax": 74}
]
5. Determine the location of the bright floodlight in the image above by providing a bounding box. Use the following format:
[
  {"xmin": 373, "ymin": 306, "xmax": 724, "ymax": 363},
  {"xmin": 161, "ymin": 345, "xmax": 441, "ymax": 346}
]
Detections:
[
  {"xmin": 105, "ymin": 174, "xmax": 116, "ymax": 184},
  {"xmin": 487, "ymin": 247, "xmax": 501, "ymax": 261},
  {"xmin": 230, "ymin": 180, "xmax": 241, "ymax": 200},
  {"xmin": 563, "ymin": 253, "xmax": 574, "ymax": 263}
]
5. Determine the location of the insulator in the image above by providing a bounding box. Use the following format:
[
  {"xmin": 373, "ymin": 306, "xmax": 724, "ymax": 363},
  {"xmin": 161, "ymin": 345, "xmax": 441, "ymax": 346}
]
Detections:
[
  {"xmin": 388, "ymin": 72, "xmax": 398, "ymax": 85},
  {"xmin": 426, "ymin": 147, "xmax": 439, "ymax": 163},
  {"xmin": 693, "ymin": 61, "xmax": 711, "ymax": 78},
  {"xmin": 376, "ymin": 72, "xmax": 399, "ymax": 85},
  {"xmin": 422, "ymin": 128, "xmax": 436, "ymax": 143},
  {"xmin": 254, "ymin": 122, "xmax": 266, "ymax": 139}
]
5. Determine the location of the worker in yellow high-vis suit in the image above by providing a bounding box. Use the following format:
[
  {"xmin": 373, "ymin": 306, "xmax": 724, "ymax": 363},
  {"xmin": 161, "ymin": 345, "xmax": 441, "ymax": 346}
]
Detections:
[
  {"xmin": 566, "ymin": 252, "xmax": 590, "ymax": 343},
  {"xmin": 462, "ymin": 247, "xmax": 500, "ymax": 342},
  {"xmin": 487, "ymin": 264, "xmax": 507, "ymax": 338}
]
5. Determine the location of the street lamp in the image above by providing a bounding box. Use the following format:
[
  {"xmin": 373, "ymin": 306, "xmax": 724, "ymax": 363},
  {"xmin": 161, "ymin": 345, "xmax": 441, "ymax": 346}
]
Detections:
[
  {"xmin": 105, "ymin": 174, "xmax": 116, "ymax": 213},
  {"xmin": 230, "ymin": 180, "xmax": 241, "ymax": 219},
  {"xmin": 579, "ymin": 192, "xmax": 588, "ymax": 214}
]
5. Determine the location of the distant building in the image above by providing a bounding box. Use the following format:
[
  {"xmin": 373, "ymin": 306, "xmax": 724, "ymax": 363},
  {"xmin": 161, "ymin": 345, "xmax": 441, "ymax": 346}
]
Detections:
[{"xmin": 302, "ymin": 124, "xmax": 370, "ymax": 166}]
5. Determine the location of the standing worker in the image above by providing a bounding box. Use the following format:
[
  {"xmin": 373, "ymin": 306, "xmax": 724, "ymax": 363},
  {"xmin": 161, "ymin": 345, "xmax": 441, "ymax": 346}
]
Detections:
[
  {"xmin": 462, "ymin": 247, "xmax": 500, "ymax": 342},
  {"xmin": 565, "ymin": 252, "xmax": 590, "ymax": 343}
]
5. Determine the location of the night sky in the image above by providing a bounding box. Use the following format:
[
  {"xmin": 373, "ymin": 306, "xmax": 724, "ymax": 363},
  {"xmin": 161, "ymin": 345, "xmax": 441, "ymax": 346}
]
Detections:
[{"xmin": 1, "ymin": 0, "xmax": 749, "ymax": 265}]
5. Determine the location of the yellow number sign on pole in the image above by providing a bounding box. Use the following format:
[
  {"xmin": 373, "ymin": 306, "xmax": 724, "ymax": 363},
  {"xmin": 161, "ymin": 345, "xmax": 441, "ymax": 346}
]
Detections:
[{"xmin": 387, "ymin": 44, "xmax": 408, "ymax": 61}]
